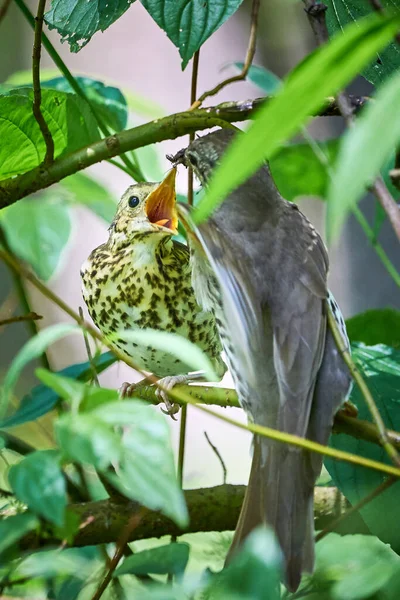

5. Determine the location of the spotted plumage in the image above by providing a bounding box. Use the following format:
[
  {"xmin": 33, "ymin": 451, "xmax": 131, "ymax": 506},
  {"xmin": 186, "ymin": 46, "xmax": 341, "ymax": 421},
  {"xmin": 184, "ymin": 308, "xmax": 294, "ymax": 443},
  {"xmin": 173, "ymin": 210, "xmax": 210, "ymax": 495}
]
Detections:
[{"xmin": 81, "ymin": 173, "xmax": 226, "ymax": 382}]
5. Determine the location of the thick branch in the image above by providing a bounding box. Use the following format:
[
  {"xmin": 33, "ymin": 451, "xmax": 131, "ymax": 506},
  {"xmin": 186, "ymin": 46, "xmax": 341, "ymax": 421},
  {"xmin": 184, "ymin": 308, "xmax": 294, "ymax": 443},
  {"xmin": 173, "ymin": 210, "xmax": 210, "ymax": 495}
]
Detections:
[
  {"xmin": 18, "ymin": 485, "xmax": 362, "ymax": 550},
  {"xmin": 0, "ymin": 96, "xmax": 369, "ymax": 209}
]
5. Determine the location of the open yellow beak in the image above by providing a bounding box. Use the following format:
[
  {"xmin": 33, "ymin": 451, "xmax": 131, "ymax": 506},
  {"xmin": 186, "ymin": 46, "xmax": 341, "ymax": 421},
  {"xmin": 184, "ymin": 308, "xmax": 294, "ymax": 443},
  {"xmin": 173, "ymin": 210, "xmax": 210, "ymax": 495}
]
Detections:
[{"xmin": 145, "ymin": 168, "xmax": 178, "ymax": 234}]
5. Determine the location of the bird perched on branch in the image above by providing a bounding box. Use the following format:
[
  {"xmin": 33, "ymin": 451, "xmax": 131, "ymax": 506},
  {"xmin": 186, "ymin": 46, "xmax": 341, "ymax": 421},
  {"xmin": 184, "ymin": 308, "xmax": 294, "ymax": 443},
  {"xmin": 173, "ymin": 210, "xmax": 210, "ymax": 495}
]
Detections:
[
  {"xmin": 81, "ymin": 169, "xmax": 226, "ymax": 415},
  {"xmin": 171, "ymin": 129, "xmax": 352, "ymax": 591}
]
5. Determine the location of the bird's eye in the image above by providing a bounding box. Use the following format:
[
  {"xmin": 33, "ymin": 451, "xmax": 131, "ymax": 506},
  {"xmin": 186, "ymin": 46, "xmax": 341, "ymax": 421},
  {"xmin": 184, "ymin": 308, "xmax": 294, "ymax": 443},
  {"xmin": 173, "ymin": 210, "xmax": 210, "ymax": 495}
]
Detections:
[{"xmin": 128, "ymin": 195, "xmax": 140, "ymax": 208}]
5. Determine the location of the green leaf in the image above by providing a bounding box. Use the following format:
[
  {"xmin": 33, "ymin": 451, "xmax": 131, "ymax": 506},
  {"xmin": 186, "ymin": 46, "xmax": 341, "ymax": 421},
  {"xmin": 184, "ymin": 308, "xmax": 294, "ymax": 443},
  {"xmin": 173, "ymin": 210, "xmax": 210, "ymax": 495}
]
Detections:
[
  {"xmin": 59, "ymin": 172, "xmax": 117, "ymax": 222},
  {"xmin": 193, "ymin": 13, "xmax": 400, "ymax": 224},
  {"xmin": 0, "ymin": 352, "xmax": 116, "ymax": 429},
  {"xmin": 325, "ymin": 0, "xmax": 400, "ymax": 88},
  {"xmin": 141, "ymin": 0, "xmax": 244, "ymax": 69},
  {"xmin": 1, "ymin": 195, "xmax": 71, "ymax": 280},
  {"xmin": 346, "ymin": 309, "xmax": 400, "ymax": 348},
  {"xmin": 45, "ymin": 0, "xmax": 137, "ymax": 53},
  {"xmin": 116, "ymin": 328, "xmax": 218, "ymax": 380},
  {"xmin": 1, "ymin": 324, "xmax": 79, "ymax": 418},
  {"xmin": 270, "ymin": 139, "xmax": 339, "ymax": 201},
  {"xmin": 8, "ymin": 450, "xmax": 66, "ymax": 526},
  {"xmin": 327, "ymin": 72, "xmax": 400, "ymax": 243},
  {"xmin": 308, "ymin": 533, "xmax": 400, "ymax": 600},
  {"xmin": 0, "ymin": 513, "xmax": 39, "ymax": 555},
  {"xmin": 55, "ymin": 413, "xmax": 122, "ymax": 470},
  {"xmin": 326, "ymin": 344, "xmax": 400, "ymax": 552},
  {"xmin": 206, "ymin": 526, "xmax": 282, "ymax": 599},
  {"xmin": 42, "ymin": 76, "xmax": 128, "ymax": 131},
  {"xmin": 16, "ymin": 547, "xmax": 100, "ymax": 580},
  {"xmin": 232, "ymin": 63, "xmax": 282, "ymax": 94},
  {"xmin": 114, "ymin": 542, "xmax": 189, "ymax": 577},
  {"xmin": 102, "ymin": 400, "xmax": 188, "ymax": 527},
  {"xmin": 0, "ymin": 88, "xmax": 100, "ymax": 180},
  {"xmin": 36, "ymin": 368, "xmax": 119, "ymax": 412}
]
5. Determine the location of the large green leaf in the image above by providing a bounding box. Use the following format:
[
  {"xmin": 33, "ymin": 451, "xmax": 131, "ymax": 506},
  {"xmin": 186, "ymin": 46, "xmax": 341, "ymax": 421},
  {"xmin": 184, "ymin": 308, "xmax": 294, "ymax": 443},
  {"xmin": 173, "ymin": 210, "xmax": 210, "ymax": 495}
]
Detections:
[
  {"xmin": 60, "ymin": 172, "xmax": 117, "ymax": 222},
  {"xmin": 193, "ymin": 13, "xmax": 400, "ymax": 224},
  {"xmin": 8, "ymin": 450, "xmax": 66, "ymax": 526},
  {"xmin": 0, "ymin": 513, "xmax": 39, "ymax": 555},
  {"xmin": 325, "ymin": 0, "xmax": 400, "ymax": 87},
  {"xmin": 0, "ymin": 88, "xmax": 100, "ymax": 181},
  {"xmin": 1, "ymin": 324, "xmax": 79, "ymax": 418},
  {"xmin": 326, "ymin": 344, "xmax": 400, "ymax": 552},
  {"xmin": 42, "ymin": 76, "xmax": 128, "ymax": 131},
  {"xmin": 205, "ymin": 527, "xmax": 282, "ymax": 599},
  {"xmin": 270, "ymin": 139, "xmax": 339, "ymax": 201},
  {"xmin": 0, "ymin": 352, "xmax": 116, "ymax": 430},
  {"xmin": 141, "ymin": 0, "xmax": 244, "ymax": 69},
  {"xmin": 45, "ymin": 0, "xmax": 137, "ymax": 53},
  {"xmin": 99, "ymin": 400, "xmax": 188, "ymax": 527},
  {"xmin": 1, "ymin": 194, "xmax": 71, "ymax": 280},
  {"xmin": 303, "ymin": 533, "xmax": 400, "ymax": 600},
  {"xmin": 56, "ymin": 412, "xmax": 122, "ymax": 470},
  {"xmin": 346, "ymin": 309, "xmax": 400, "ymax": 348},
  {"xmin": 114, "ymin": 542, "xmax": 190, "ymax": 577},
  {"xmin": 327, "ymin": 72, "xmax": 400, "ymax": 243}
]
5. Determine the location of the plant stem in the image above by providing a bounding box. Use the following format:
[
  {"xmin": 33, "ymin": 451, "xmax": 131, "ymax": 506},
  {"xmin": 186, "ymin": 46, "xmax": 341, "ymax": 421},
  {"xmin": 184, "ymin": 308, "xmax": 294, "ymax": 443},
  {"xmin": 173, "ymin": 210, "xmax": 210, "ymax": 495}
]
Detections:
[
  {"xmin": 191, "ymin": 0, "xmax": 260, "ymax": 109},
  {"xmin": 14, "ymin": 0, "xmax": 145, "ymax": 182},
  {"xmin": 0, "ymin": 312, "xmax": 42, "ymax": 326},
  {"xmin": 3, "ymin": 248, "xmax": 400, "ymax": 479},
  {"xmin": 32, "ymin": 0, "xmax": 54, "ymax": 165},
  {"xmin": 0, "ymin": 0, "xmax": 11, "ymax": 25},
  {"xmin": 352, "ymin": 205, "xmax": 400, "ymax": 287}
]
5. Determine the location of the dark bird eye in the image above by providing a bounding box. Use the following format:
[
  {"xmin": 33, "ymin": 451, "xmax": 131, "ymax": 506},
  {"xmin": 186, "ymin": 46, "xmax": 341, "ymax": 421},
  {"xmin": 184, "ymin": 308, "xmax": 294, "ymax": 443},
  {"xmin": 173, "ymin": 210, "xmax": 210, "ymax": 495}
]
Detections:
[{"xmin": 128, "ymin": 195, "xmax": 140, "ymax": 208}]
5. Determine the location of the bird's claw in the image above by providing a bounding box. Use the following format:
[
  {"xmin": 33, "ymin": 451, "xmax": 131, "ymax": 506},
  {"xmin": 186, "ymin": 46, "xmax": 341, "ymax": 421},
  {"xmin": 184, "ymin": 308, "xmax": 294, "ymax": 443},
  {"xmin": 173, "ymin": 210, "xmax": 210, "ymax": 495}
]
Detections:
[
  {"xmin": 119, "ymin": 382, "xmax": 137, "ymax": 398},
  {"xmin": 156, "ymin": 375, "xmax": 188, "ymax": 420}
]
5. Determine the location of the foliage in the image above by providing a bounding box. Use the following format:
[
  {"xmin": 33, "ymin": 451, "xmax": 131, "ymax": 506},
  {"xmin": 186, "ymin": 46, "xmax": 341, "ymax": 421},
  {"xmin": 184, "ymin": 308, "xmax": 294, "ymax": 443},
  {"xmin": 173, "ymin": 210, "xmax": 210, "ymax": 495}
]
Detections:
[{"xmin": 1, "ymin": 0, "xmax": 400, "ymax": 599}]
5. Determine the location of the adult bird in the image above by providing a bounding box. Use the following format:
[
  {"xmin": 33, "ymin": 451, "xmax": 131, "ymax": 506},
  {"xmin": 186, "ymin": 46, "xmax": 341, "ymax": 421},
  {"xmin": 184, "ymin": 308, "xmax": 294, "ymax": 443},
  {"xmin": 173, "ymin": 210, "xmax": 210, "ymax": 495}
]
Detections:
[
  {"xmin": 81, "ymin": 169, "xmax": 226, "ymax": 415},
  {"xmin": 171, "ymin": 129, "xmax": 352, "ymax": 591}
]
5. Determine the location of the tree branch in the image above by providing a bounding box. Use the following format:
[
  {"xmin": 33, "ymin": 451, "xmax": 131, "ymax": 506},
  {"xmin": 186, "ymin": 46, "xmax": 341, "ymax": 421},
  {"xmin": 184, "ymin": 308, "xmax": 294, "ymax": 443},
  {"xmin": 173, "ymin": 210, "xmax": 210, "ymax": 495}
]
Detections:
[
  {"xmin": 191, "ymin": 0, "xmax": 261, "ymax": 109},
  {"xmin": 18, "ymin": 485, "xmax": 360, "ymax": 550},
  {"xmin": 32, "ymin": 0, "xmax": 54, "ymax": 166},
  {"xmin": 0, "ymin": 0, "xmax": 11, "ymax": 24},
  {"xmin": 0, "ymin": 95, "xmax": 369, "ymax": 209},
  {"xmin": 0, "ymin": 312, "xmax": 42, "ymax": 327}
]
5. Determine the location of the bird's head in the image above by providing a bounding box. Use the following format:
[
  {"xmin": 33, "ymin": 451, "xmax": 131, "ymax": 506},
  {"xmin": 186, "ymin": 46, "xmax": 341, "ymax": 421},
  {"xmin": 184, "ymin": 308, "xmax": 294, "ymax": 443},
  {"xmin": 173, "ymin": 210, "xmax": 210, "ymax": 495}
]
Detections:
[{"xmin": 109, "ymin": 169, "xmax": 178, "ymax": 242}]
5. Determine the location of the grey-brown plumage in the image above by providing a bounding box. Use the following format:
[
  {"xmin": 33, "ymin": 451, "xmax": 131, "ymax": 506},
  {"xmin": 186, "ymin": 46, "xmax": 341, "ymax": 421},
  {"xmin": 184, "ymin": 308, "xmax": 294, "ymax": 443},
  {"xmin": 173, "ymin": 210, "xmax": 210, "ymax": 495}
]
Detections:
[{"xmin": 171, "ymin": 129, "xmax": 352, "ymax": 592}]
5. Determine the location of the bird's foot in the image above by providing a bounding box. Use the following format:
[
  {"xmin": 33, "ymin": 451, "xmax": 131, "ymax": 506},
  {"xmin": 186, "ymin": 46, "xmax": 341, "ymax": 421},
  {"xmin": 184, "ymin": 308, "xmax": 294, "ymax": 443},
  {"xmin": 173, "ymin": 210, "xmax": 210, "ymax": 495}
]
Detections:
[
  {"xmin": 341, "ymin": 399, "xmax": 358, "ymax": 418},
  {"xmin": 119, "ymin": 381, "xmax": 138, "ymax": 398},
  {"xmin": 156, "ymin": 375, "xmax": 191, "ymax": 420}
]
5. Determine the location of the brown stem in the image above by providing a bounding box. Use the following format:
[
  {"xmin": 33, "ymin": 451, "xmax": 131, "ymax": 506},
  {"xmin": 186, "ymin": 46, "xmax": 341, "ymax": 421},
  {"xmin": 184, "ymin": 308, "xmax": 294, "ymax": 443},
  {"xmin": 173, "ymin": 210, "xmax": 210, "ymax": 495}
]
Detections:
[
  {"xmin": 0, "ymin": 0, "xmax": 11, "ymax": 24},
  {"xmin": 188, "ymin": 50, "xmax": 201, "ymax": 206},
  {"xmin": 370, "ymin": 176, "xmax": 400, "ymax": 243},
  {"xmin": 191, "ymin": 0, "xmax": 261, "ymax": 109},
  {"xmin": 0, "ymin": 312, "xmax": 42, "ymax": 326},
  {"xmin": 204, "ymin": 431, "xmax": 228, "ymax": 485},
  {"xmin": 78, "ymin": 306, "xmax": 100, "ymax": 387},
  {"xmin": 32, "ymin": 0, "xmax": 54, "ymax": 165},
  {"xmin": 90, "ymin": 511, "xmax": 144, "ymax": 600}
]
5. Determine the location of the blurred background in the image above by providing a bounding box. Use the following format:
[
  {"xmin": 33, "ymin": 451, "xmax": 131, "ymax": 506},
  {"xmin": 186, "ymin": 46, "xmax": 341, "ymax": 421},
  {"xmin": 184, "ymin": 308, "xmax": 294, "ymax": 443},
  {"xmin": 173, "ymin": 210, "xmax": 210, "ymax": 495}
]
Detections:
[{"xmin": 1, "ymin": 0, "xmax": 399, "ymax": 491}]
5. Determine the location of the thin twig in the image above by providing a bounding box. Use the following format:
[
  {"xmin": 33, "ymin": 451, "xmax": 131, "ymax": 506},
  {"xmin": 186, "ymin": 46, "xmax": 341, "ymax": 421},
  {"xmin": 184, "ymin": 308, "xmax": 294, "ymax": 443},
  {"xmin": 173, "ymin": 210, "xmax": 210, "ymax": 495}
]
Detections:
[
  {"xmin": 191, "ymin": 0, "xmax": 260, "ymax": 109},
  {"xmin": 352, "ymin": 205, "xmax": 400, "ymax": 288},
  {"xmin": 370, "ymin": 176, "xmax": 400, "ymax": 244},
  {"xmin": 0, "ymin": 0, "xmax": 11, "ymax": 24},
  {"xmin": 204, "ymin": 431, "xmax": 227, "ymax": 484},
  {"xmin": 327, "ymin": 304, "xmax": 400, "ymax": 468},
  {"xmin": 188, "ymin": 50, "xmax": 201, "ymax": 205},
  {"xmin": 315, "ymin": 476, "xmax": 395, "ymax": 541},
  {"xmin": 3, "ymin": 249, "xmax": 400, "ymax": 479},
  {"xmin": 90, "ymin": 511, "xmax": 144, "ymax": 600},
  {"xmin": 32, "ymin": 0, "xmax": 54, "ymax": 166},
  {"xmin": 0, "ymin": 312, "xmax": 42, "ymax": 327},
  {"xmin": 79, "ymin": 306, "xmax": 100, "ymax": 387}
]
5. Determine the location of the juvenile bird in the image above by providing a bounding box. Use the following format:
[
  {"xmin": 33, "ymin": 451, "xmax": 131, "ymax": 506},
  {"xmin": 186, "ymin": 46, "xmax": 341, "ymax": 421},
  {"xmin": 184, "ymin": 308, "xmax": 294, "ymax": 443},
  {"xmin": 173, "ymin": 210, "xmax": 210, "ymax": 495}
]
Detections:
[
  {"xmin": 81, "ymin": 170, "xmax": 226, "ymax": 413},
  {"xmin": 171, "ymin": 130, "xmax": 352, "ymax": 591}
]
